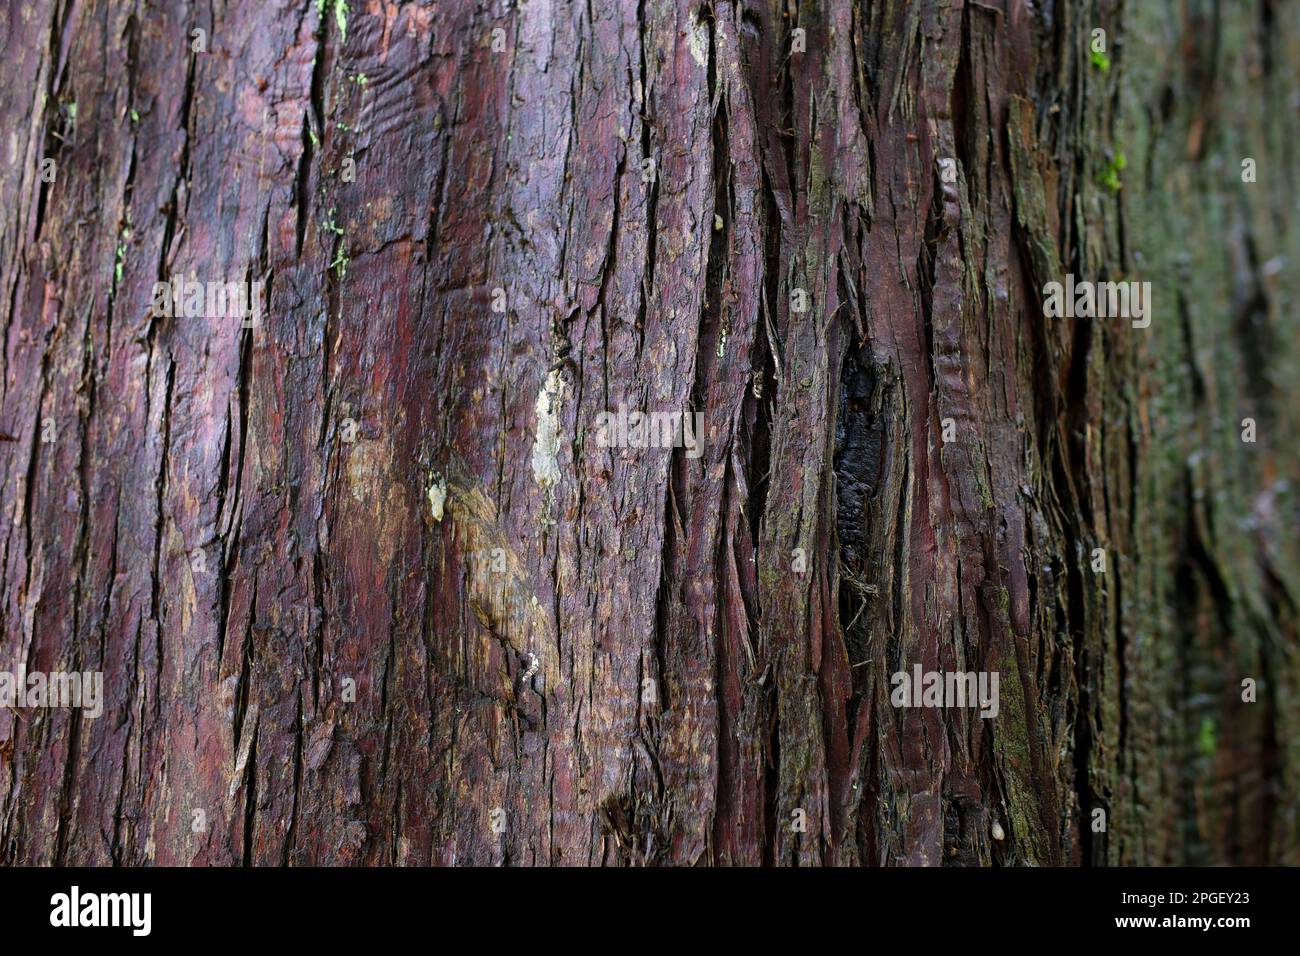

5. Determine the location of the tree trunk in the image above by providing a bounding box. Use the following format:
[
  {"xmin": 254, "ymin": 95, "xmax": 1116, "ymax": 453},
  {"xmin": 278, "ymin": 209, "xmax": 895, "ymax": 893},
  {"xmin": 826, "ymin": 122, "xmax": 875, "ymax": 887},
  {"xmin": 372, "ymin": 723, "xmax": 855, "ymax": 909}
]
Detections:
[{"xmin": 1, "ymin": 0, "xmax": 1297, "ymax": 866}]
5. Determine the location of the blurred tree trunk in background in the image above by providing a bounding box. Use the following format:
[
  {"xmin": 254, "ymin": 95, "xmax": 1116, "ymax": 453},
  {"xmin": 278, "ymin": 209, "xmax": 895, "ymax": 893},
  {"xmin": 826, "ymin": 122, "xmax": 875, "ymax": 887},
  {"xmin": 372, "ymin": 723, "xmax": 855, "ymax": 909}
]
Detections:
[{"xmin": 1, "ymin": 0, "xmax": 1297, "ymax": 865}]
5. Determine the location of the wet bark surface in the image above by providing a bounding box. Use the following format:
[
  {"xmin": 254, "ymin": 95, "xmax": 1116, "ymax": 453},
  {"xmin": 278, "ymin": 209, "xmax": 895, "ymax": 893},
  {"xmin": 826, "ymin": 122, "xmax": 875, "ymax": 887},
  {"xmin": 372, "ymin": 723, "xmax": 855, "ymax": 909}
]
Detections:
[{"xmin": 1, "ymin": 0, "xmax": 1297, "ymax": 865}]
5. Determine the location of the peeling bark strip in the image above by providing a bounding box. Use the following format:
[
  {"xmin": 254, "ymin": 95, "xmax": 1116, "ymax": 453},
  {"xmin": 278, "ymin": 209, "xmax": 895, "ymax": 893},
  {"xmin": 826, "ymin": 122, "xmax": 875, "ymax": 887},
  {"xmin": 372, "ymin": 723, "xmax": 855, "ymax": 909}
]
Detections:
[{"xmin": 0, "ymin": 0, "xmax": 1297, "ymax": 866}]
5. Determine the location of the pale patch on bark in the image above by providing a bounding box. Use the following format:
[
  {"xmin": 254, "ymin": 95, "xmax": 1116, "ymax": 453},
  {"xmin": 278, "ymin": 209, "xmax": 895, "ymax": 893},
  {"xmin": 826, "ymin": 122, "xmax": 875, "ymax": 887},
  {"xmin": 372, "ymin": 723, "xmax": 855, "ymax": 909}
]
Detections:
[
  {"xmin": 531, "ymin": 368, "xmax": 565, "ymax": 489},
  {"xmin": 427, "ymin": 474, "xmax": 447, "ymax": 522},
  {"xmin": 445, "ymin": 469, "xmax": 557, "ymax": 686},
  {"xmin": 687, "ymin": 15, "xmax": 710, "ymax": 69}
]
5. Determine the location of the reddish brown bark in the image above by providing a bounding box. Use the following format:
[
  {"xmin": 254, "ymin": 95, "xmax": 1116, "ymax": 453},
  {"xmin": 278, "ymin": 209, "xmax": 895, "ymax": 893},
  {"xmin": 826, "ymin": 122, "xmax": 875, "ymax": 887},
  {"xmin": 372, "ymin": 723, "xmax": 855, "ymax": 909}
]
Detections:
[{"xmin": 1, "ymin": 0, "xmax": 1297, "ymax": 866}]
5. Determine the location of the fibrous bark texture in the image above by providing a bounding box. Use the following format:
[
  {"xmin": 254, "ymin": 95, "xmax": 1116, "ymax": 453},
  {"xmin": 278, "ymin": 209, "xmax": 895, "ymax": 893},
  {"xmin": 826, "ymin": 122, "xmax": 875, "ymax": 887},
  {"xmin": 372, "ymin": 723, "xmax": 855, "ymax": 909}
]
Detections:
[{"xmin": 1, "ymin": 0, "xmax": 1297, "ymax": 865}]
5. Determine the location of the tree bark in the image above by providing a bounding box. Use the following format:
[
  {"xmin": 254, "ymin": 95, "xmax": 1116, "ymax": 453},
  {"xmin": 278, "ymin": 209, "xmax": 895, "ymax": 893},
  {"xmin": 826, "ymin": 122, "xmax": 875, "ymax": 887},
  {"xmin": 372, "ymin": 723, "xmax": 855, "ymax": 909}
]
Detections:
[{"xmin": 1, "ymin": 0, "xmax": 1297, "ymax": 866}]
